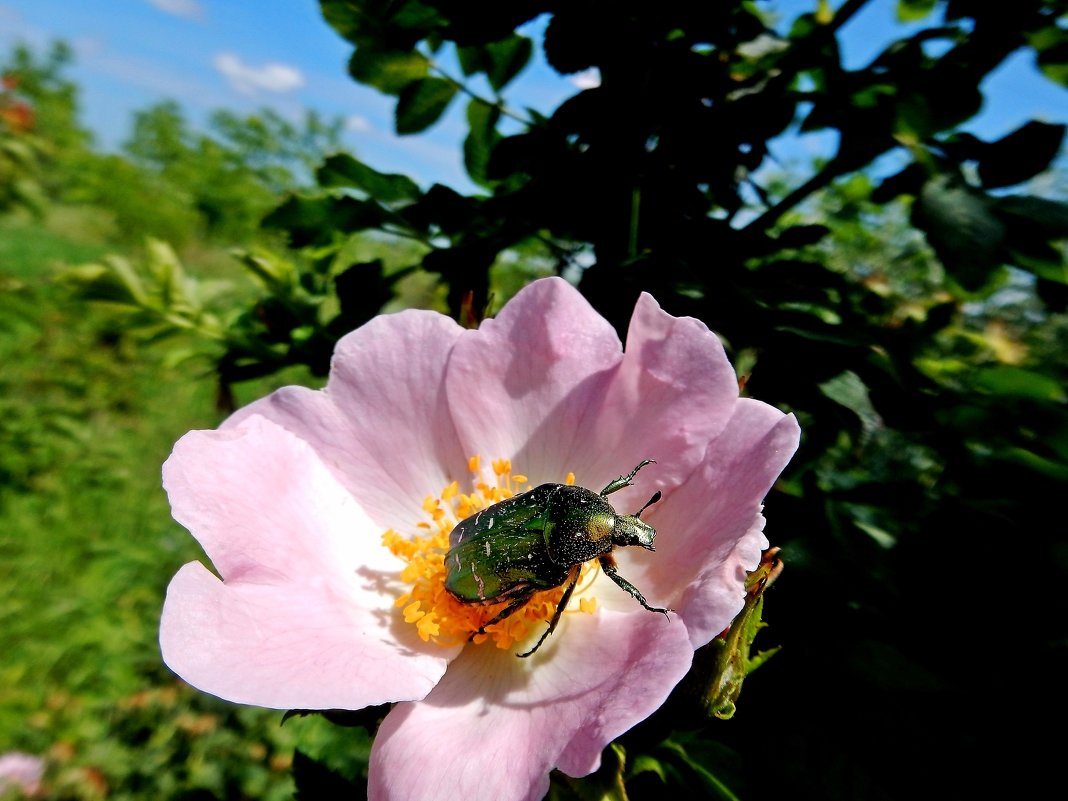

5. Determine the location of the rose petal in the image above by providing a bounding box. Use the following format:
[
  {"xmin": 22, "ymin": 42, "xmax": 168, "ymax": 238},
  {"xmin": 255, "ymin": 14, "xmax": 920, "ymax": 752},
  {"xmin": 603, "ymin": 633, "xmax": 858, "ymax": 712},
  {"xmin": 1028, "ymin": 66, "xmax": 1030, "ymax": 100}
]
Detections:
[
  {"xmin": 574, "ymin": 291, "xmax": 741, "ymax": 508},
  {"xmin": 226, "ymin": 310, "xmax": 470, "ymax": 529},
  {"xmin": 368, "ymin": 610, "xmax": 693, "ymax": 801},
  {"xmin": 637, "ymin": 399, "xmax": 801, "ymax": 645},
  {"xmin": 160, "ymin": 415, "xmax": 454, "ymax": 708},
  {"xmin": 445, "ymin": 277, "xmax": 623, "ymax": 482}
]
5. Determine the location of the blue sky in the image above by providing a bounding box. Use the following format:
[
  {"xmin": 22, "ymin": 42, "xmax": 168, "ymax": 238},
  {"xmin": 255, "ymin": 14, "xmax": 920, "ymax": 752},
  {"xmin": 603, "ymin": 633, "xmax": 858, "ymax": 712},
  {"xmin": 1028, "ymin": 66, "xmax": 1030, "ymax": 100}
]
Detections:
[{"xmin": 1, "ymin": 0, "xmax": 1064, "ymax": 192}]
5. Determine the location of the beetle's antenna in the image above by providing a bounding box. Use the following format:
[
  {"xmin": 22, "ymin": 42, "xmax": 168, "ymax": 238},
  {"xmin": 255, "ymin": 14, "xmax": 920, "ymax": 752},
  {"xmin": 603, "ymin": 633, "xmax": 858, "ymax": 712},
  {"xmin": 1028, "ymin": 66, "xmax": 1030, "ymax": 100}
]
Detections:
[{"xmin": 635, "ymin": 490, "xmax": 662, "ymax": 518}]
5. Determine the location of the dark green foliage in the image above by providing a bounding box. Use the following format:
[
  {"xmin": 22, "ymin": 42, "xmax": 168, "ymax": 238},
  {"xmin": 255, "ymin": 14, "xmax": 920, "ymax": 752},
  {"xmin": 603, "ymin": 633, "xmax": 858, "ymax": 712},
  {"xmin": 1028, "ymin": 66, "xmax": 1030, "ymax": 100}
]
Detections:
[
  {"xmin": 253, "ymin": 1, "xmax": 1068, "ymax": 796},
  {"xmin": 5, "ymin": 1, "xmax": 1067, "ymax": 797}
]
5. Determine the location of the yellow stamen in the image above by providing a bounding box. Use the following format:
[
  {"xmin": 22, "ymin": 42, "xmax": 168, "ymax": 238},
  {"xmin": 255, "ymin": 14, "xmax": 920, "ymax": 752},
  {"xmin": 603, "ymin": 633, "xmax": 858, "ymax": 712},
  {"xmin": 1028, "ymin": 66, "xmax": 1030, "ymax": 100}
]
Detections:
[{"xmin": 382, "ymin": 456, "xmax": 597, "ymax": 651}]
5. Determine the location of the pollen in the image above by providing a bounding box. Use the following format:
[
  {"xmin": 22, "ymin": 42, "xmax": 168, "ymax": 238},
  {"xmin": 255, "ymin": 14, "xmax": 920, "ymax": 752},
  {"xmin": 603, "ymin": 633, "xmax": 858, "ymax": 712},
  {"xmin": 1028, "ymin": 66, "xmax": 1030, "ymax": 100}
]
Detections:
[{"xmin": 382, "ymin": 456, "xmax": 596, "ymax": 651}]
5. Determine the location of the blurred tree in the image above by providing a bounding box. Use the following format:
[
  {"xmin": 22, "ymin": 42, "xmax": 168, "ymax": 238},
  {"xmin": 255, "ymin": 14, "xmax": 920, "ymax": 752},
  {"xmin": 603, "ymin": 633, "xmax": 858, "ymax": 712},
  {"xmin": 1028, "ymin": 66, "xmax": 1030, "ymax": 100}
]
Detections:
[
  {"xmin": 0, "ymin": 41, "xmax": 92, "ymax": 202},
  {"xmin": 123, "ymin": 102, "xmax": 347, "ymax": 241},
  {"xmin": 208, "ymin": 107, "xmax": 345, "ymax": 192},
  {"xmin": 0, "ymin": 71, "xmax": 46, "ymax": 215}
]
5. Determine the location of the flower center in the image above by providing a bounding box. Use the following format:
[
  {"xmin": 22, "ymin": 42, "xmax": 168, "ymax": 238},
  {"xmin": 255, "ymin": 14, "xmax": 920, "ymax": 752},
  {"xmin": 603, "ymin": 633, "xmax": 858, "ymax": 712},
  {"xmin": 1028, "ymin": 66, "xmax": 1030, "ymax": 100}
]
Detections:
[{"xmin": 382, "ymin": 456, "xmax": 598, "ymax": 651}]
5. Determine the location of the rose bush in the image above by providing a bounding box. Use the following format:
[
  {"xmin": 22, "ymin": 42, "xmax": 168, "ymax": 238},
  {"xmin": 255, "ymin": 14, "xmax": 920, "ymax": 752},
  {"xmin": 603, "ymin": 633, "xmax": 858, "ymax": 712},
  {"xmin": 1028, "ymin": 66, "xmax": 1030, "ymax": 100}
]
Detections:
[{"xmin": 160, "ymin": 277, "xmax": 799, "ymax": 801}]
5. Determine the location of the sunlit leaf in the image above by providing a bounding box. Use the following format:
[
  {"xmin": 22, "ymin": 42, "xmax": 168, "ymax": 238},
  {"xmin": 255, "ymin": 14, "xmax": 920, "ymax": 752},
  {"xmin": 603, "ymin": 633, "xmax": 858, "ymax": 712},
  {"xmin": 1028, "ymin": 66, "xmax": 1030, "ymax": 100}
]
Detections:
[
  {"xmin": 395, "ymin": 77, "xmax": 458, "ymax": 134},
  {"xmin": 896, "ymin": 0, "xmax": 937, "ymax": 21},
  {"xmin": 317, "ymin": 153, "xmax": 421, "ymax": 202},
  {"xmin": 349, "ymin": 47, "xmax": 429, "ymax": 94}
]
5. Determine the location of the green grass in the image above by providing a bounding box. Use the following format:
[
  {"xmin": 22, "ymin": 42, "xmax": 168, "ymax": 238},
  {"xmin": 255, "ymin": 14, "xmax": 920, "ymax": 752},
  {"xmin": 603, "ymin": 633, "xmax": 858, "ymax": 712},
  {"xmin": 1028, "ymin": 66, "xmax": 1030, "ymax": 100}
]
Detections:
[{"xmin": 0, "ymin": 207, "xmax": 367, "ymax": 799}]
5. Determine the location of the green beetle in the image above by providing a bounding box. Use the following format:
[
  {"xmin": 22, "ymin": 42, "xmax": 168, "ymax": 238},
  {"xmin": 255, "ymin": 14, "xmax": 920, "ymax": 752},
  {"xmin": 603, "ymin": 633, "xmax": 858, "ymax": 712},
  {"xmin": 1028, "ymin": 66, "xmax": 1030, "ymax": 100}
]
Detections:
[{"xmin": 444, "ymin": 459, "xmax": 670, "ymax": 657}]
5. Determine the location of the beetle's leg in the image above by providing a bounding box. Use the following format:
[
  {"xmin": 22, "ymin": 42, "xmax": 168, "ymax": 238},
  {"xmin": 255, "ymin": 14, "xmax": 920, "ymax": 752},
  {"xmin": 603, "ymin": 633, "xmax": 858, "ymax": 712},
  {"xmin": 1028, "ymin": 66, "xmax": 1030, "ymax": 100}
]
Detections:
[
  {"xmin": 599, "ymin": 555, "xmax": 672, "ymax": 616},
  {"xmin": 477, "ymin": 592, "xmax": 534, "ymax": 635},
  {"xmin": 517, "ymin": 565, "xmax": 582, "ymax": 658},
  {"xmin": 599, "ymin": 459, "xmax": 656, "ymax": 496}
]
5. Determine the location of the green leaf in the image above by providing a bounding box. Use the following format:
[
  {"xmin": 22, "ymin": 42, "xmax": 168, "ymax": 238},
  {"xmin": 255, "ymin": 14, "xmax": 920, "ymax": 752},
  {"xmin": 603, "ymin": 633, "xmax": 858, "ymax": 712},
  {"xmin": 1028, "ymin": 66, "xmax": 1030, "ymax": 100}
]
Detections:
[
  {"xmin": 317, "ymin": 153, "xmax": 421, "ymax": 202},
  {"xmin": 972, "ymin": 366, "xmax": 1067, "ymax": 403},
  {"xmin": 395, "ymin": 77, "xmax": 458, "ymax": 134},
  {"xmin": 896, "ymin": 0, "xmax": 937, "ymax": 21},
  {"xmin": 999, "ymin": 447, "xmax": 1068, "ymax": 482},
  {"xmin": 349, "ymin": 47, "xmax": 429, "ymax": 94},
  {"xmin": 318, "ymin": 0, "xmax": 363, "ymax": 42},
  {"xmin": 978, "ymin": 121, "xmax": 1066, "ymax": 189},
  {"xmin": 996, "ymin": 195, "xmax": 1068, "ymax": 239},
  {"xmin": 913, "ymin": 175, "xmax": 1005, "ymax": 289},
  {"xmin": 660, "ymin": 739, "xmax": 743, "ymax": 801},
  {"xmin": 628, "ymin": 755, "xmax": 667, "ymax": 784},
  {"xmin": 1028, "ymin": 25, "xmax": 1068, "ymax": 87},
  {"xmin": 819, "ymin": 370, "xmax": 882, "ymax": 435},
  {"xmin": 389, "ymin": 0, "xmax": 445, "ymax": 33},
  {"xmin": 463, "ymin": 98, "xmax": 501, "ymax": 186},
  {"xmin": 485, "ymin": 35, "xmax": 534, "ymax": 91},
  {"xmin": 457, "ymin": 35, "xmax": 532, "ymax": 92},
  {"xmin": 263, "ymin": 194, "xmax": 390, "ymax": 247}
]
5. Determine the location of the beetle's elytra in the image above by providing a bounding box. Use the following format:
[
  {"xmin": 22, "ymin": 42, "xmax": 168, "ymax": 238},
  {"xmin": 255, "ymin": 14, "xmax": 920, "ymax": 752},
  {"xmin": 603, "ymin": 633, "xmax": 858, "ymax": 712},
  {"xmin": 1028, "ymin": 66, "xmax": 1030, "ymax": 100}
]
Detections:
[{"xmin": 444, "ymin": 460, "xmax": 669, "ymax": 657}]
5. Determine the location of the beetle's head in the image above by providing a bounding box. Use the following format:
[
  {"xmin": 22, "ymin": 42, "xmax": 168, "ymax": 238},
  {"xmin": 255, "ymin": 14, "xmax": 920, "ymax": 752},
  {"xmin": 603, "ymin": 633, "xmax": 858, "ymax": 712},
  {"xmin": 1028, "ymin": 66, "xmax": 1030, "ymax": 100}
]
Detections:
[
  {"xmin": 613, "ymin": 515, "xmax": 657, "ymax": 550},
  {"xmin": 612, "ymin": 490, "xmax": 662, "ymax": 550}
]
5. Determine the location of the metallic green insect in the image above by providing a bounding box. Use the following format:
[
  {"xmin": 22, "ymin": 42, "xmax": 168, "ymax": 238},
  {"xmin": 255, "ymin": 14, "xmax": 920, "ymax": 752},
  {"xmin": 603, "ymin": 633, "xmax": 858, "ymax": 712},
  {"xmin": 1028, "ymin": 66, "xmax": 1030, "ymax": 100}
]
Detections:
[{"xmin": 444, "ymin": 460, "xmax": 669, "ymax": 657}]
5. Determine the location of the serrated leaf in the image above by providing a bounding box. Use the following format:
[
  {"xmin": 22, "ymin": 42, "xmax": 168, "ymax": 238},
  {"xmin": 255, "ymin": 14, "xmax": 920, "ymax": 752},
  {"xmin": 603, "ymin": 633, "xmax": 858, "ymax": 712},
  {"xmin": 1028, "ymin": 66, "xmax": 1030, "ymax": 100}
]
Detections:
[
  {"xmin": 463, "ymin": 98, "xmax": 501, "ymax": 186},
  {"xmin": 457, "ymin": 37, "xmax": 532, "ymax": 92},
  {"xmin": 483, "ymin": 34, "xmax": 533, "ymax": 91},
  {"xmin": 978, "ymin": 121, "xmax": 1066, "ymax": 189},
  {"xmin": 395, "ymin": 77, "xmax": 458, "ymax": 134},
  {"xmin": 349, "ymin": 47, "xmax": 429, "ymax": 94},
  {"xmin": 317, "ymin": 153, "xmax": 421, "ymax": 202}
]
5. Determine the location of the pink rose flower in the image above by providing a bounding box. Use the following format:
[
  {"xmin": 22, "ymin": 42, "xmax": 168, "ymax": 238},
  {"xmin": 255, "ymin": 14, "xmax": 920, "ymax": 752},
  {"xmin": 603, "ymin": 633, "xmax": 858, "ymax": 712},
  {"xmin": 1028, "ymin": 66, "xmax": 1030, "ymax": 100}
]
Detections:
[
  {"xmin": 160, "ymin": 277, "xmax": 799, "ymax": 801},
  {"xmin": 0, "ymin": 752, "xmax": 44, "ymax": 797}
]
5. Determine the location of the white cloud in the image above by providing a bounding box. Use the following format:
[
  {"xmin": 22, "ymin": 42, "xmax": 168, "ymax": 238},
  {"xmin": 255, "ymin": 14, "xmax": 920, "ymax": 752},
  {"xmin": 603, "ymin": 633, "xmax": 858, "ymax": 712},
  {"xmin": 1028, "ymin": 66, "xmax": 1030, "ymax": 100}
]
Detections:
[
  {"xmin": 213, "ymin": 52, "xmax": 304, "ymax": 95},
  {"xmin": 70, "ymin": 36, "xmax": 103, "ymax": 58},
  {"xmin": 345, "ymin": 114, "xmax": 372, "ymax": 133},
  {"xmin": 570, "ymin": 68, "xmax": 601, "ymax": 90},
  {"xmin": 147, "ymin": 0, "xmax": 204, "ymax": 20}
]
